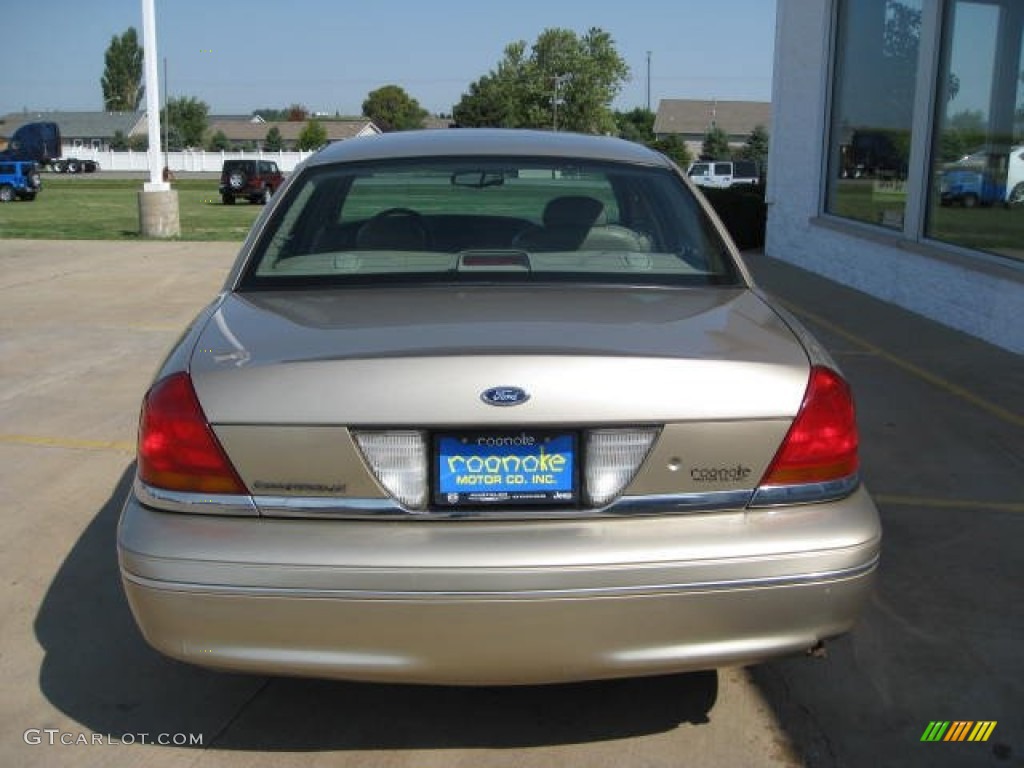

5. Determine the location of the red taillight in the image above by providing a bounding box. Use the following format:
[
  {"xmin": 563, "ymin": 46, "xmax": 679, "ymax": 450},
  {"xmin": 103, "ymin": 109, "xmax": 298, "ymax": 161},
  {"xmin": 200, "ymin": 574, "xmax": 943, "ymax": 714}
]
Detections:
[
  {"xmin": 137, "ymin": 372, "xmax": 247, "ymax": 495},
  {"xmin": 760, "ymin": 366, "xmax": 859, "ymax": 487}
]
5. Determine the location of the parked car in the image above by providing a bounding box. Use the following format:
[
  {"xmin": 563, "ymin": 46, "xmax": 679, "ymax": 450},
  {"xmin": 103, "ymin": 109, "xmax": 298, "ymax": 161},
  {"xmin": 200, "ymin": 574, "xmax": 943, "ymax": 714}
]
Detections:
[
  {"xmin": 119, "ymin": 129, "xmax": 880, "ymax": 685},
  {"xmin": 939, "ymin": 168, "xmax": 1004, "ymax": 208},
  {"xmin": 218, "ymin": 159, "xmax": 284, "ymax": 204},
  {"xmin": 939, "ymin": 145, "xmax": 1024, "ymax": 207},
  {"xmin": 0, "ymin": 160, "xmax": 42, "ymax": 202},
  {"xmin": 687, "ymin": 159, "xmax": 760, "ymax": 188},
  {"xmin": 844, "ymin": 129, "xmax": 909, "ymax": 179}
]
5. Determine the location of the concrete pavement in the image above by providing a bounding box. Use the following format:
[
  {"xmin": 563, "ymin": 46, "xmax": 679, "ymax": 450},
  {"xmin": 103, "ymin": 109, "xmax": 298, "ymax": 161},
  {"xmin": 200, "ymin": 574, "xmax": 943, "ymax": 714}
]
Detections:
[{"xmin": 0, "ymin": 240, "xmax": 1020, "ymax": 767}]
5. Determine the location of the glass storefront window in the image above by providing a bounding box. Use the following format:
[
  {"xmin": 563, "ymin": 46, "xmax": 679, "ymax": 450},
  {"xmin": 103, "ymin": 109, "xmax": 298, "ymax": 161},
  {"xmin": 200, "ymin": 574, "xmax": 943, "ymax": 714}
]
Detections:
[
  {"xmin": 927, "ymin": 1, "xmax": 1024, "ymax": 262},
  {"xmin": 827, "ymin": 0, "xmax": 923, "ymax": 230}
]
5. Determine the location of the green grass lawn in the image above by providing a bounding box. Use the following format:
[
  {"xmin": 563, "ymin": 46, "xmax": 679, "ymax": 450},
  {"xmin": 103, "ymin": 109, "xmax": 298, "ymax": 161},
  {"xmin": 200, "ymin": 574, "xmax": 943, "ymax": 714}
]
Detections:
[
  {"xmin": 0, "ymin": 175, "xmax": 614, "ymax": 242},
  {"xmin": 831, "ymin": 178, "xmax": 1024, "ymax": 258},
  {"xmin": 0, "ymin": 177, "xmax": 262, "ymax": 241}
]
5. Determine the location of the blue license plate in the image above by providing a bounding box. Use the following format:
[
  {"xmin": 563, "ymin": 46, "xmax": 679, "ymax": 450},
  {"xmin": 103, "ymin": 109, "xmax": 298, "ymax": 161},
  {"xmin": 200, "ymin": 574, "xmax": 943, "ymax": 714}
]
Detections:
[{"xmin": 434, "ymin": 431, "xmax": 577, "ymax": 507}]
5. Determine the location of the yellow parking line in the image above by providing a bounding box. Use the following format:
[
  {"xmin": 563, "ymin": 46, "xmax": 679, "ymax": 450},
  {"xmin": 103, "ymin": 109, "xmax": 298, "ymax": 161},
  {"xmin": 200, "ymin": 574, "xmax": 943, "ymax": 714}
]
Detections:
[
  {"xmin": 874, "ymin": 494, "xmax": 1024, "ymax": 514},
  {"xmin": 779, "ymin": 300, "xmax": 1024, "ymax": 429},
  {"xmin": 0, "ymin": 433, "xmax": 135, "ymax": 455}
]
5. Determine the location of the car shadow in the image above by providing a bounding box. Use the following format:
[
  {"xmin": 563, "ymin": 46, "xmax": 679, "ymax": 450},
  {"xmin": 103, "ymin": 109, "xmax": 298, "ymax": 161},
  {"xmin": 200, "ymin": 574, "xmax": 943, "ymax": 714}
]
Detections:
[
  {"xmin": 35, "ymin": 465, "xmax": 719, "ymax": 750},
  {"xmin": 747, "ymin": 504, "xmax": 1022, "ymax": 767}
]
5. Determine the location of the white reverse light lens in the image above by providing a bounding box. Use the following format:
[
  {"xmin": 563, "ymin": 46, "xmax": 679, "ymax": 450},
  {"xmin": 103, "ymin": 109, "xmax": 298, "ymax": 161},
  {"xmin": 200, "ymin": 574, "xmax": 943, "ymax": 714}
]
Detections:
[
  {"xmin": 585, "ymin": 428, "xmax": 660, "ymax": 507},
  {"xmin": 352, "ymin": 431, "xmax": 428, "ymax": 510}
]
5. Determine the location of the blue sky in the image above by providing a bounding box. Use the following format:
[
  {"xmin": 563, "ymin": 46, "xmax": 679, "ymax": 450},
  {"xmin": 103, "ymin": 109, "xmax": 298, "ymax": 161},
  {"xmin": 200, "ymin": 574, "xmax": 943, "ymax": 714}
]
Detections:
[{"xmin": 1, "ymin": 0, "xmax": 776, "ymax": 117}]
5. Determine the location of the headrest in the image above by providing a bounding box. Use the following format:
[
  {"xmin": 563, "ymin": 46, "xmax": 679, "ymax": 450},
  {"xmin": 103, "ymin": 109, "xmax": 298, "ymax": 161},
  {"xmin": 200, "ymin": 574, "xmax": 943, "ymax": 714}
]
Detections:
[
  {"xmin": 356, "ymin": 213, "xmax": 428, "ymax": 250},
  {"xmin": 542, "ymin": 196, "xmax": 605, "ymax": 230}
]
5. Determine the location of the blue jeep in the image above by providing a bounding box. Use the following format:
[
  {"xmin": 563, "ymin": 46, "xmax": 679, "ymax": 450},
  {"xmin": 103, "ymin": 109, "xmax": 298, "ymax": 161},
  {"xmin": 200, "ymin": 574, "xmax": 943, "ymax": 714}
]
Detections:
[
  {"xmin": 0, "ymin": 160, "xmax": 42, "ymax": 202},
  {"xmin": 939, "ymin": 167, "xmax": 1005, "ymax": 208}
]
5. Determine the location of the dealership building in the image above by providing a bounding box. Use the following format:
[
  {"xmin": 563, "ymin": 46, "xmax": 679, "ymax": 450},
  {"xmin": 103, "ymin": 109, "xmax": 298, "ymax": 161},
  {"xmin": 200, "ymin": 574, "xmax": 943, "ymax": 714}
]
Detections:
[{"xmin": 767, "ymin": 0, "xmax": 1023, "ymax": 354}]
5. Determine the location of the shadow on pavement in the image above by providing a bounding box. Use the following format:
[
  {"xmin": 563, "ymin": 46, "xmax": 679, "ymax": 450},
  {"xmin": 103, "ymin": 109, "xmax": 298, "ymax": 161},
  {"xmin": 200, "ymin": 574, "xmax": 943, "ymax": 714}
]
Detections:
[
  {"xmin": 749, "ymin": 500, "xmax": 1021, "ymax": 768},
  {"xmin": 35, "ymin": 465, "xmax": 719, "ymax": 750},
  {"xmin": 746, "ymin": 255, "xmax": 1022, "ymax": 768}
]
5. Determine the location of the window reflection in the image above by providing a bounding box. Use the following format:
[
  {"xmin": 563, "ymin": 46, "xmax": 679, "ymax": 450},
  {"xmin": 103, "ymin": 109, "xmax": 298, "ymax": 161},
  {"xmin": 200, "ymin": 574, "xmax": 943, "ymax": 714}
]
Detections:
[
  {"xmin": 927, "ymin": 1, "xmax": 1024, "ymax": 262},
  {"xmin": 827, "ymin": 0, "xmax": 923, "ymax": 230}
]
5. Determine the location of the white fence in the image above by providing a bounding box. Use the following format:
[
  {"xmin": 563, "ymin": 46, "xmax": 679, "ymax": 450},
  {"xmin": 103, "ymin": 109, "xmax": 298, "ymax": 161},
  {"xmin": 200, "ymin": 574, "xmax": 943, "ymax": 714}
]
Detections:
[{"xmin": 58, "ymin": 146, "xmax": 317, "ymax": 173}]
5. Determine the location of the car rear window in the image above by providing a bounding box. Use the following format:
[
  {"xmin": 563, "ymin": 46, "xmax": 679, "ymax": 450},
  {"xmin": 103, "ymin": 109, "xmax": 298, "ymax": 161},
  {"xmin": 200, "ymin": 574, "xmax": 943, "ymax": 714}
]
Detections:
[{"xmin": 240, "ymin": 156, "xmax": 740, "ymax": 289}]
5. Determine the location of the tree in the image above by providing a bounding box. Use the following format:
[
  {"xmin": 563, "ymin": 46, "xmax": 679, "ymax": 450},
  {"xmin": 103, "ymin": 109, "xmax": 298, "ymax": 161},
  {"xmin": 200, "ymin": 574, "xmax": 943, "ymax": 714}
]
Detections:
[
  {"xmin": 286, "ymin": 104, "xmax": 309, "ymax": 122},
  {"xmin": 882, "ymin": 4, "xmax": 921, "ymax": 128},
  {"xmin": 453, "ymin": 72, "xmax": 516, "ymax": 128},
  {"xmin": 362, "ymin": 85, "xmax": 428, "ymax": 132},
  {"xmin": 264, "ymin": 125, "xmax": 283, "ymax": 151},
  {"xmin": 739, "ymin": 124, "xmax": 770, "ymax": 172},
  {"xmin": 207, "ymin": 130, "xmax": 230, "ymax": 152},
  {"xmin": 297, "ymin": 119, "xmax": 327, "ymax": 150},
  {"xmin": 938, "ymin": 109, "xmax": 987, "ymax": 162},
  {"xmin": 650, "ymin": 135, "xmax": 692, "ymax": 169},
  {"xmin": 537, "ymin": 28, "xmax": 630, "ymax": 134},
  {"xmin": 701, "ymin": 125, "xmax": 731, "ymax": 160},
  {"xmin": 614, "ymin": 108, "xmax": 691, "ymax": 167},
  {"xmin": 101, "ymin": 28, "xmax": 144, "ymax": 111},
  {"xmin": 109, "ymin": 130, "xmax": 129, "ymax": 150},
  {"xmin": 453, "ymin": 27, "xmax": 629, "ymax": 134},
  {"xmin": 615, "ymin": 107, "xmax": 655, "ymax": 143},
  {"xmin": 162, "ymin": 96, "xmax": 209, "ymax": 148}
]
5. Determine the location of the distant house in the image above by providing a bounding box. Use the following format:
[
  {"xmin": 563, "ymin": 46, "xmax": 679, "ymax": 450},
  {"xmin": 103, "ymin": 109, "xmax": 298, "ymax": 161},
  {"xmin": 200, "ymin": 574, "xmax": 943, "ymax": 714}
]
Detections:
[
  {"xmin": 654, "ymin": 99, "xmax": 771, "ymax": 156},
  {"xmin": 422, "ymin": 115, "xmax": 455, "ymax": 130},
  {"xmin": 208, "ymin": 114, "xmax": 266, "ymax": 124},
  {"xmin": 0, "ymin": 111, "xmax": 147, "ymax": 152},
  {"xmin": 206, "ymin": 118, "xmax": 381, "ymax": 150}
]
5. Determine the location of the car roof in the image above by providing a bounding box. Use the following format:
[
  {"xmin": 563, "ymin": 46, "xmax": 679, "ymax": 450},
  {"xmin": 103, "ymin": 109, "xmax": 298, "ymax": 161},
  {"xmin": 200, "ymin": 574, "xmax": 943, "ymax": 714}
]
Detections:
[{"xmin": 306, "ymin": 128, "xmax": 672, "ymax": 168}]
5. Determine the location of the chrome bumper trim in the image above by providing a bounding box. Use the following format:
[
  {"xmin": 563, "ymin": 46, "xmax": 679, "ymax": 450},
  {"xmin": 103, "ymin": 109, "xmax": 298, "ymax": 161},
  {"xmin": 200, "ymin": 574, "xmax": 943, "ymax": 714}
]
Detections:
[
  {"xmin": 251, "ymin": 489, "xmax": 754, "ymax": 519},
  {"xmin": 136, "ymin": 476, "xmax": 858, "ymax": 520},
  {"xmin": 748, "ymin": 474, "xmax": 861, "ymax": 508},
  {"xmin": 611, "ymin": 489, "xmax": 754, "ymax": 514},
  {"xmin": 122, "ymin": 554, "xmax": 879, "ymax": 601},
  {"xmin": 135, "ymin": 479, "xmax": 257, "ymax": 516},
  {"xmin": 254, "ymin": 495, "xmax": 404, "ymax": 517}
]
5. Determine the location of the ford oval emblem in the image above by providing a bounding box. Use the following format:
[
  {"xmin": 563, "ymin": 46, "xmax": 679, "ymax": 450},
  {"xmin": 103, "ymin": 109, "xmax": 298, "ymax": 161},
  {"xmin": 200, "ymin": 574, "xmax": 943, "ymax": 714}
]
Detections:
[{"xmin": 481, "ymin": 386, "xmax": 531, "ymax": 407}]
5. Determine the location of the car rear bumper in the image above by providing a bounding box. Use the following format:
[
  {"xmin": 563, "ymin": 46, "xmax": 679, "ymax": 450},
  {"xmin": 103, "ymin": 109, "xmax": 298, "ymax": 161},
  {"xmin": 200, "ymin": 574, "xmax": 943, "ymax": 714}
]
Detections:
[{"xmin": 118, "ymin": 486, "xmax": 881, "ymax": 685}]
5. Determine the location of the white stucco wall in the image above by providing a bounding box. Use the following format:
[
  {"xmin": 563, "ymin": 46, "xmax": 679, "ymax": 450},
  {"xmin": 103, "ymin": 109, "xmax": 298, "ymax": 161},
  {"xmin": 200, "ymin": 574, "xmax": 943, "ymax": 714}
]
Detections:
[{"xmin": 765, "ymin": 0, "xmax": 1024, "ymax": 355}]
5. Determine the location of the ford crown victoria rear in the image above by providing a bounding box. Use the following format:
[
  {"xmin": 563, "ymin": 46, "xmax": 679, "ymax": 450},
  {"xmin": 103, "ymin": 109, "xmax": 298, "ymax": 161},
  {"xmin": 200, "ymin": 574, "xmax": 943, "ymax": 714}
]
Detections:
[{"xmin": 118, "ymin": 129, "xmax": 880, "ymax": 685}]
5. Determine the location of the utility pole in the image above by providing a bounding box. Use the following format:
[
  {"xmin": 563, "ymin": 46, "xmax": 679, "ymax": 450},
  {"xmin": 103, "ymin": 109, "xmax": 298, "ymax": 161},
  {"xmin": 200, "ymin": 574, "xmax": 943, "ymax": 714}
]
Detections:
[
  {"xmin": 646, "ymin": 51, "xmax": 652, "ymax": 112},
  {"xmin": 552, "ymin": 74, "xmax": 570, "ymax": 132}
]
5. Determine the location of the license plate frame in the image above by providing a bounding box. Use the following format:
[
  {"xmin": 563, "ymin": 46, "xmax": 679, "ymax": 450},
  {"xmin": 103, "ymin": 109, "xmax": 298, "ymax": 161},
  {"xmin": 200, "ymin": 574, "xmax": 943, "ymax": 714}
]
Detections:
[{"xmin": 432, "ymin": 430, "xmax": 578, "ymax": 508}]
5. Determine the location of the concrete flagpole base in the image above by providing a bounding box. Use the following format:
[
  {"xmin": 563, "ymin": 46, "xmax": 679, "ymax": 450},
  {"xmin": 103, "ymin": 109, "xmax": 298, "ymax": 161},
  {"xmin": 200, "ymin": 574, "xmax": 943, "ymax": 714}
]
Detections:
[{"xmin": 138, "ymin": 188, "xmax": 181, "ymax": 238}]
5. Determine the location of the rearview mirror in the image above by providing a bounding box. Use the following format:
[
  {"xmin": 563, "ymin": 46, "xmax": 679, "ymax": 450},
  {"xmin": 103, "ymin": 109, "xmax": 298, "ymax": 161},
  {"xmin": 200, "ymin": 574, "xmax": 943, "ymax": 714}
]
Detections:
[{"xmin": 450, "ymin": 170, "xmax": 505, "ymax": 188}]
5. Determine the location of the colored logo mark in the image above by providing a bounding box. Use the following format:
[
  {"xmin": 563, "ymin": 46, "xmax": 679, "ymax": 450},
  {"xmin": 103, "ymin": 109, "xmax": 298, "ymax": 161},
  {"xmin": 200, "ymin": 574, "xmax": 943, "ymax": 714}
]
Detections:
[{"xmin": 921, "ymin": 721, "xmax": 997, "ymax": 742}]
